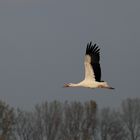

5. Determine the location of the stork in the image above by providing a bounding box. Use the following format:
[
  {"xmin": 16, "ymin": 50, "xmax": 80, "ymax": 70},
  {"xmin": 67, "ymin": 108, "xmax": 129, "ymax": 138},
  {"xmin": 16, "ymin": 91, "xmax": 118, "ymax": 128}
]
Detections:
[{"xmin": 63, "ymin": 41, "xmax": 114, "ymax": 89}]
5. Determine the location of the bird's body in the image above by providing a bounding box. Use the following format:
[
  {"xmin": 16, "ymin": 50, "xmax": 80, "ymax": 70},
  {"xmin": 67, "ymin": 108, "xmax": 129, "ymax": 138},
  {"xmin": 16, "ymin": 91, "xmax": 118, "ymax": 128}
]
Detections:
[
  {"xmin": 65, "ymin": 81, "xmax": 108, "ymax": 88},
  {"xmin": 64, "ymin": 41, "xmax": 114, "ymax": 89}
]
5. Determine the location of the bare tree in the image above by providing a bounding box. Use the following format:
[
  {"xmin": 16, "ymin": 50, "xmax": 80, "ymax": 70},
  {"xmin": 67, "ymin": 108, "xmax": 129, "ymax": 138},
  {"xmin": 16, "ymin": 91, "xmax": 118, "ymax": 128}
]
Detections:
[
  {"xmin": 33, "ymin": 104, "xmax": 45, "ymax": 140},
  {"xmin": 59, "ymin": 101, "xmax": 84, "ymax": 140},
  {"xmin": 121, "ymin": 98, "xmax": 140, "ymax": 140},
  {"xmin": 14, "ymin": 109, "xmax": 35, "ymax": 140},
  {"xmin": 81, "ymin": 100, "xmax": 97, "ymax": 140},
  {"xmin": 14, "ymin": 101, "xmax": 63, "ymax": 140},
  {"xmin": 2, "ymin": 98, "xmax": 140, "ymax": 140},
  {"xmin": 41, "ymin": 100, "xmax": 63, "ymax": 140},
  {"xmin": 59, "ymin": 100, "xmax": 97, "ymax": 140},
  {"xmin": 99, "ymin": 108, "xmax": 126, "ymax": 140},
  {"xmin": 0, "ymin": 100, "xmax": 14, "ymax": 140}
]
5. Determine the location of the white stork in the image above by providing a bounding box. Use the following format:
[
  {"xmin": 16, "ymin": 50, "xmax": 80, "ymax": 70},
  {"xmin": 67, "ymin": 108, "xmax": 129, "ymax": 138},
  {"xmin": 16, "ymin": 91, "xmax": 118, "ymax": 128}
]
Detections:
[{"xmin": 64, "ymin": 41, "xmax": 114, "ymax": 89}]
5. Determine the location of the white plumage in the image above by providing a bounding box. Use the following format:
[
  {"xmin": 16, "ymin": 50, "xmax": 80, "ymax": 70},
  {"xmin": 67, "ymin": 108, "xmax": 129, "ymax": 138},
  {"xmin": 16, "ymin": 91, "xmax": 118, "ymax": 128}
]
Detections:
[{"xmin": 64, "ymin": 41, "xmax": 114, "ymax": 89}]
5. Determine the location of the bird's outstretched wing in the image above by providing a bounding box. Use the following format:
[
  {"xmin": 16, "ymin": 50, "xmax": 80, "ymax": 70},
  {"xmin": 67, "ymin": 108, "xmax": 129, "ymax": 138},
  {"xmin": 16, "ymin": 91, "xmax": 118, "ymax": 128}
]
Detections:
[{"xmin": 84, "ymin": 42, "xmax": 101, "ymax": 82}]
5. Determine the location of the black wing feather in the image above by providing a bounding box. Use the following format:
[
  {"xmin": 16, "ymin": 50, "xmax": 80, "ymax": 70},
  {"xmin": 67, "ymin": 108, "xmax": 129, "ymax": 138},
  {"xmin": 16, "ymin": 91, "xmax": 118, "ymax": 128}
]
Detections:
[{"xmin": 86, "ymin": 41, "xmax": 101, "ymax": 82}]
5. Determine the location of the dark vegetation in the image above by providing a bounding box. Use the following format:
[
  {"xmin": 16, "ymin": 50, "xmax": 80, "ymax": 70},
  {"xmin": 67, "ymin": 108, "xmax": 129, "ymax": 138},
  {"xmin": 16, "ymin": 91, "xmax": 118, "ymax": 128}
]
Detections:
[{"xmin": 0, "ymin": 98, "xmax": 140, "ymax": 140}]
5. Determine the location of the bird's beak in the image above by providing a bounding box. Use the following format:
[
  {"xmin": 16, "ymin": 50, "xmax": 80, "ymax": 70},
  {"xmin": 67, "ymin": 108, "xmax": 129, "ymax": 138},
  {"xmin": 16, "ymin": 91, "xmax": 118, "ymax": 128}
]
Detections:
[{"xmin": 63, "ymin": 83, "xmax": 69, "ymax": 88}]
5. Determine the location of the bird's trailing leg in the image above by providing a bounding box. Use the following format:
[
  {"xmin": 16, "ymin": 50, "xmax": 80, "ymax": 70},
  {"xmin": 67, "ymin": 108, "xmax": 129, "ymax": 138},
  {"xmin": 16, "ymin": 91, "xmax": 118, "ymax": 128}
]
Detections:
[
  {"xmin": 106, "ymin": 86, "xmax": 115, "ymax": 90},
  {"xmin": 98, "ymin": 85, "xmax": 115, "ymax": 90}
]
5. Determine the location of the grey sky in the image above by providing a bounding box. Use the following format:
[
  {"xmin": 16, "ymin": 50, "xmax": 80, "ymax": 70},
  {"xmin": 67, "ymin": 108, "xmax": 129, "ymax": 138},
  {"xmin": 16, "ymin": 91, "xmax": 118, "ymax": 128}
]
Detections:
[{"xmin": 0, "ymin": 0, "xmax": 139, "ymax": 109}]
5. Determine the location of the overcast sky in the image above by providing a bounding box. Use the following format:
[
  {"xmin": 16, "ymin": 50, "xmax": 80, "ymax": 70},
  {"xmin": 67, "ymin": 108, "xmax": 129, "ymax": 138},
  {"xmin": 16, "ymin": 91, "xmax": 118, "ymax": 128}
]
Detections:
[{"xmin": 0, "ymin": 0, "xmax": 139, "ymax": 109}]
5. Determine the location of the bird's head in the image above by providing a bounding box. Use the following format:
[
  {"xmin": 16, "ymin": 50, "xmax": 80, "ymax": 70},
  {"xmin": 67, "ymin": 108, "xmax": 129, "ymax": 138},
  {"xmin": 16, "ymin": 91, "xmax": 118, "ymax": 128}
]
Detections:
[{"xmin": 63, "ymin": 83, "xmax": 73, "ymax": 88}]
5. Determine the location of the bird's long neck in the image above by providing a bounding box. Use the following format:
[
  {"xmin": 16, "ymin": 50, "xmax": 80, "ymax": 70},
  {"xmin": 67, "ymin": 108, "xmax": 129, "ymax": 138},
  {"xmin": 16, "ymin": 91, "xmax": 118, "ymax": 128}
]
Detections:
[
  {"xmin": 69, "ymin": 82, "xmax": 83, "ymax": 87},
  {"xmin": 69, "ymin": 83, "xmax": 78, "ymax": 87}
]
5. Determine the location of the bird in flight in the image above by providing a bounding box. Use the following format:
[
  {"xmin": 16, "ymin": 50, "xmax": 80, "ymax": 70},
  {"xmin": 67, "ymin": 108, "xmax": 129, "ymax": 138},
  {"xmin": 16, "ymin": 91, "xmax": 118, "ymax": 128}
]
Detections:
[{"xmin": 64, "ymin": 41, "xmax": 114, "ymax": 89}]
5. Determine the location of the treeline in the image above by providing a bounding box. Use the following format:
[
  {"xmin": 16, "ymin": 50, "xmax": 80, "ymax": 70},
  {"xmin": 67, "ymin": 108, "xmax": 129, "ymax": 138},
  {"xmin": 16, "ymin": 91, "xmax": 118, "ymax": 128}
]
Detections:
[{"xmin": 0, "ymin": 98, "xmax": 140, "ymax": 140}]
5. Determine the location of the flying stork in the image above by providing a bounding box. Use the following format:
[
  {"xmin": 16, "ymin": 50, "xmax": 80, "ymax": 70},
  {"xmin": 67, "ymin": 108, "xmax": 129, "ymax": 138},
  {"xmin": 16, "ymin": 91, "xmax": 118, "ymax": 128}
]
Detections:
[{"xmin": 64, "ymin": 41, "xmax": 114, "ymax": 89}]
